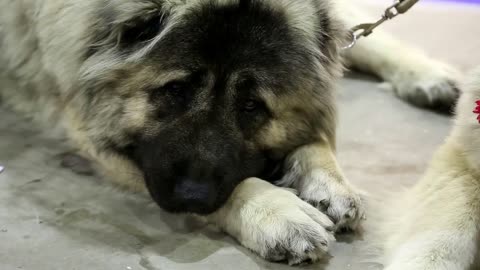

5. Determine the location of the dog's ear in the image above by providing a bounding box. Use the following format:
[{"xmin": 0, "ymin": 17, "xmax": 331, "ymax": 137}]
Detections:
[
  {"xmin": 88, "ymin": 1, "xmax": 172, "ymax": 55},
  {"xmin": 115, "ymin": 6, "xmax": 170, "ymax": 48},
  {"xmin": 314, "ymin": 5, "xmax": 348, "ymax": 76}
]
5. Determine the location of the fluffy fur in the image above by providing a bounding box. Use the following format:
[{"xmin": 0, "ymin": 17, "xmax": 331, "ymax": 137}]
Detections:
[
  {"xmin": 379, "ymin": 67, "xmax": 480, "ymax": 270},
  {"xmin": 0, "ymin": 0, "xmax": 461, "ymax": 265}
]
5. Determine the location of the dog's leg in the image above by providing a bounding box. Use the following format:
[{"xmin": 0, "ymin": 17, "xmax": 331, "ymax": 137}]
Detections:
[
  {"xmin": 208, "ymin": 178, "xmax": 335, "ymax": 266},
  {"xmin": 277, "ymin": 142, "xmax": 364, "ymax": 231},
  {"xmin": 382, "ymin": 143, "xmax": 480, "ymax": 270},
  {"xmin": 339, "ymin": 2, "xmax": 460, "ymax": 111}
]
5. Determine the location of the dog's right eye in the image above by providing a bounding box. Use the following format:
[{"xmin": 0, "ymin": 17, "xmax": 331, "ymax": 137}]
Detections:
[
  {"xmin": 150, "ymin": 81, "xmax": 191, "ymax": 119},
  {"xmin": 159, "ymin": 81, "xmax": 190, "ymax": 105},
  {"xmin": 165, "ymin": 81, "xmax": 190, "ymax": 103},
  {"xmin": 164, "ymin": 81, "xmax": 184, "ymax": 94}
]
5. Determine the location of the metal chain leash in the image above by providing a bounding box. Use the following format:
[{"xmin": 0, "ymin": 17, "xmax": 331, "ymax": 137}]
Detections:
[{"xmin": 343, "ymin": 0, "xmax": 420, "ymax": 50}]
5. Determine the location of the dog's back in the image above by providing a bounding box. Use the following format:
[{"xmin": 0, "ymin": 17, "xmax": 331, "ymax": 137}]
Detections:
[{"xmin": 0, "ymin": 0, "xmax": 91, "ymax": 124}]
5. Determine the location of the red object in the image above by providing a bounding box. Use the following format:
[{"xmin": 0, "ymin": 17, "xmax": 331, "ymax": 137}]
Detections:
[{"xmin": 474, "ymin": 100, "xmax": 480, "ymax": 123}]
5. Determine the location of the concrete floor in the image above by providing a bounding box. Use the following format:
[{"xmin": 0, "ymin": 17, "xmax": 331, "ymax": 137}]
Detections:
[{"xmin": 1, "ymin": 1, "xmax": 478, "ymax": 270}]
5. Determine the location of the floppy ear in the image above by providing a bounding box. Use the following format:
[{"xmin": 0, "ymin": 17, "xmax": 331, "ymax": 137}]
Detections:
[{"xmin": 88, "ymin": 0, "xmax": 172, "ymax": 55}]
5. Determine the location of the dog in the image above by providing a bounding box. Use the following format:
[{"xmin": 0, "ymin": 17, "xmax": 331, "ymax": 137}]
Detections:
[
  {"xmin": 379, "ymin": 67, "xmax": 480, "ymax": 270},
  {"xmin": 0, "ymin": 0, "xmax": 460, "ymax": 265}
]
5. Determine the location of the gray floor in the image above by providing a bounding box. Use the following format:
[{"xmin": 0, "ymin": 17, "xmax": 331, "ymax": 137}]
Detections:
[{"xmin": 0, "ymin": 73, "xmax": 452, "ymax": 270}]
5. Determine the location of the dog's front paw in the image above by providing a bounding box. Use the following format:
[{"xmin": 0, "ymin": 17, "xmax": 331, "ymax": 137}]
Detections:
[
  {"xmin": 244, "ymin": 190, "xmax": 335, "ymax": 265},
  {"xmin": 290, "ymin": 170, "xmax": 365, "ymax": 232},
  {"xmin": 390, "ymin": 61, "xmax": 461, "ymax": 112},
  {"xmin": 232, "ymin": 183, "xmax": 335, "ymax": 265},
  {"xmin": 210, "ymin": 178, "xmax": 335, "ymax": 265}
]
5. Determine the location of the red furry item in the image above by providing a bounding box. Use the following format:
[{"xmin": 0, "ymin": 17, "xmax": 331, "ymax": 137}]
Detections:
[{"xmin": 474, "ymin": 101, "xmax": 480, "ymax": 123}]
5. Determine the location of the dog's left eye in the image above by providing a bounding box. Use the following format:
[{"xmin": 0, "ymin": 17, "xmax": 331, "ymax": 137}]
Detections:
[
  {"xmin": 243, "ymin": 99, "xmax": 259, "ymax": 112},
  {"xmin": 238, "ymin": 98, "xmax": 270, "ymax": 133}
]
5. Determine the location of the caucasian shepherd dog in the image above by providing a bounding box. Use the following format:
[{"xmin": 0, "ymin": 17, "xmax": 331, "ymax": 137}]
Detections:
[{"xmin": 0, "ymin": 0, "xmax": 460, "ymax": 265}]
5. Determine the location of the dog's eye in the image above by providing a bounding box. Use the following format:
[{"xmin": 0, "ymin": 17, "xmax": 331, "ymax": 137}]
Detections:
[
  {"xmin": 163, "ymin": 81, "xmax": 188, "ymax": 103},
  {"xmin": 149, "ymin": 81, "xmax": 187, "ymax": 103},
  {"xmin": 164, "ymin": 81, "xmax": 184, "ymax": 93},
  {"xmin": 243, "ymin": 99, "xmax": 261, "ymax": 113}
]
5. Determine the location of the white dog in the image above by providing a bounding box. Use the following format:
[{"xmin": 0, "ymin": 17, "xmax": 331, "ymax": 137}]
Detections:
[{"xmin": 380, "ymin": 67, "xmax": 480, "ymax": 270}]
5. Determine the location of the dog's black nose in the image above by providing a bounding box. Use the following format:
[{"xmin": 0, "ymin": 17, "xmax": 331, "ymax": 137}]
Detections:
[{"xmin": 173, "ymin": 179, "xmax": 214, "ymax": 210}]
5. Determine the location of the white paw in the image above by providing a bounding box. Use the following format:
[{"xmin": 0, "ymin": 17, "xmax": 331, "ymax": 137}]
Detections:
[
  {"xmin": 283, "ymin": 169, "xmax": 365, "ymax": 232},
  {"xmin": 390, "ymin": 61, "xmax": 461, "ymax": 112},
  {"xmin": 236, "ymin": 186, "xmax": 335, "ymax": 265}
]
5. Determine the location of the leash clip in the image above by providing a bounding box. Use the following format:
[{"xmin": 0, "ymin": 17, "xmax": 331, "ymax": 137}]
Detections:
[{"xmin": 342, "ymin": 0, "xmax": 419, "ymax": 50}]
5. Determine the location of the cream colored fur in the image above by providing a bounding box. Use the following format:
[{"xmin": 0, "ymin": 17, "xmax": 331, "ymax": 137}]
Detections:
[
  {"xmin": 381, "ymin": 67, "xmax": 480, "ymax": 270},
  {"xmin": 278, "ymin": 142, "xmax": 365, "ymax": 231}
]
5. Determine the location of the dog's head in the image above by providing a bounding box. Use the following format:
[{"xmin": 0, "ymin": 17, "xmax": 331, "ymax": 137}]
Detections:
[{"xmin": 80, "ymin": 0, "xmax": 346, "ymax": 214}]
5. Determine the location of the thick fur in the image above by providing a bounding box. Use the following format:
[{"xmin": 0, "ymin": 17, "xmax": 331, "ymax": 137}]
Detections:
[
  {"xmin": 379, "ymin": 68, "xmax": 480, "ymax": 270},
  {"xmin": 0, "ymin": 0, "xmax": 460, "ymax": 265}
]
